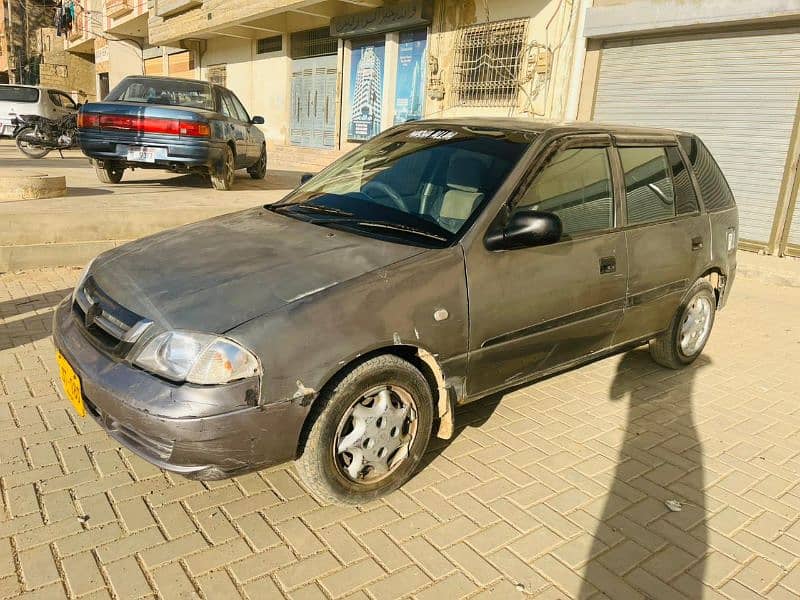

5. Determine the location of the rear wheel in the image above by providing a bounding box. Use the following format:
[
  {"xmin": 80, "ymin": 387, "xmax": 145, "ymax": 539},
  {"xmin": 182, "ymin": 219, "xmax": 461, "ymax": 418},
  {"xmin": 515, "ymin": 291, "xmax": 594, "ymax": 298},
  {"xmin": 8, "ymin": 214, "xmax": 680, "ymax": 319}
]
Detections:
[
  {"xmin": 248, "ymin": 144, "xmax": 267, "ymax": 179},
  {"xmin": 649, "ymin": 279, "xmax": 716, "ymax": 369},
  {"xmin": 296, "ymin": 355, "xmax": 434, "ymax": 504},
  {"xmin": 93, "ymin": 159, "xmax": 124, "ymax": 183},
  {"xmin": 211, "ymin": 146, "xmax": 235, "ymax": 190},
  {"xmin": 15, "ymin": 127, "xmax": 50, "ymax": 158}
]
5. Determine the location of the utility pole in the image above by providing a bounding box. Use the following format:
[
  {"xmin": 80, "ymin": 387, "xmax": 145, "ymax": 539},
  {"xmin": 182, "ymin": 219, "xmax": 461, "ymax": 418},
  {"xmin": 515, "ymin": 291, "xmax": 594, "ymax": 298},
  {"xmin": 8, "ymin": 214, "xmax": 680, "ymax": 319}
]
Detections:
[{"xmin": 4, "ymin": 0, "xmax": 15, "ymax": 82}]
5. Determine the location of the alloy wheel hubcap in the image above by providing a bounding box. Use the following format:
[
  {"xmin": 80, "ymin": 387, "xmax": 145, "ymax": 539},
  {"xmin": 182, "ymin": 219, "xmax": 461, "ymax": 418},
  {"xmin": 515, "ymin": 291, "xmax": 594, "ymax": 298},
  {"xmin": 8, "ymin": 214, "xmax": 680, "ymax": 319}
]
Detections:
[
  {"xmin": 334, "ymin": 386, "xmax": 417, "ymax": 483},
  {"xmin": 680, "ymin": 295, "xmax": 712, "ymax": 356}
]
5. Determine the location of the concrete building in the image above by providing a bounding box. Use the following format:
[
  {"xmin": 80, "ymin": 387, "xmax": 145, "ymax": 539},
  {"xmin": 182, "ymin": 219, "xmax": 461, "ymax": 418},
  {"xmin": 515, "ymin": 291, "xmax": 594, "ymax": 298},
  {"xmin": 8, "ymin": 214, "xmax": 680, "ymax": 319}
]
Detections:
[
  {"xmin": 574, "ymin": 0, "xmax": 800, "ymax": 257},
  {"xmin": 145, "ymin": 0, "xmax": 583, "ymax": 170}
]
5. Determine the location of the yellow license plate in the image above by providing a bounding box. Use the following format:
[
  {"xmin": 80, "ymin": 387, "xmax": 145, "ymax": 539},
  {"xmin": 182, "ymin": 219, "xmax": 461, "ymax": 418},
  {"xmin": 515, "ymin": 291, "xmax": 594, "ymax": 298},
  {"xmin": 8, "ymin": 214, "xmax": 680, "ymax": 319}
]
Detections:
[{"xmin": 56, "ymin": 350, "xmax": 85, "ymax": 417}]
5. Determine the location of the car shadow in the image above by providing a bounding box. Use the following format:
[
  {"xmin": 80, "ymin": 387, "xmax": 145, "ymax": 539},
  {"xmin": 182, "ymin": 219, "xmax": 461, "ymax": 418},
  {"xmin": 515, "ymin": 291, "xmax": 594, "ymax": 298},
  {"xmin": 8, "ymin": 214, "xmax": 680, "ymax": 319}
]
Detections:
[
  {"xmin": 67, "ymin": 187, "xmax": 114, "ymax": 197},
  {"xmin": 0, "ymin": 288, "xmax": 70, "ymax": 351},
  {"xmin": 578, "ymin": 349, "xmax": 709, "ymax": 598}
]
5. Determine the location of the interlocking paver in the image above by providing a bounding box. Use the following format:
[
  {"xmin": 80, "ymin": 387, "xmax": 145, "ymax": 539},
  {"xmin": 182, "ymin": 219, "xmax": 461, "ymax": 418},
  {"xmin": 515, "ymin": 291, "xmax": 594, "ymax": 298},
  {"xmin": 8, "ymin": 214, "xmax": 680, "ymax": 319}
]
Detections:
[{"xmin": 1, "ymin": 268, "xmax": 799, "ymax": 598}]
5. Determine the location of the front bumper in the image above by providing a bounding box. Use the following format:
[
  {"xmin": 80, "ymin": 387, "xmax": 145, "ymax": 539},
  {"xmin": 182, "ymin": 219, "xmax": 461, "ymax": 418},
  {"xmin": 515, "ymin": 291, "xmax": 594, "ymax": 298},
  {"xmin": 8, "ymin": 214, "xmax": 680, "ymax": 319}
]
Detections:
[
  {"xmin": 52, "ymin": 298, "xmax": 307, "ymax": 478},
  {"xmin": 78, "ymin": 130, "xmax": 226, "ymax": 170}
]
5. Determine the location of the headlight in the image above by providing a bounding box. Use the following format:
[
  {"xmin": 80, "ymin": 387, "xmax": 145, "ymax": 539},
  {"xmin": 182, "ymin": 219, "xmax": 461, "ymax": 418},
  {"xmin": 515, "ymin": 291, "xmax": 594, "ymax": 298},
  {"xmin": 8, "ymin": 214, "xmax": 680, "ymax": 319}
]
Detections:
[
  {"xmin": 71, "ymin": 257, "xmax": 95, "ymax": 302},
  {"xmin": 133, "ymin": 330, "xmax": 261, "ymax": 385}
]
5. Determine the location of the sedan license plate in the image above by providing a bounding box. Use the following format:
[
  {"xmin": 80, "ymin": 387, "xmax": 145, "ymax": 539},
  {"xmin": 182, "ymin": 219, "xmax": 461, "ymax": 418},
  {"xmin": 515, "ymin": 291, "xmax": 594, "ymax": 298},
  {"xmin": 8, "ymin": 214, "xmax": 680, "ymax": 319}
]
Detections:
[
  {"xmin": 126, "ymin": 146, "xmax": 165, "ymax": 163},
  {"xmin": 56, "ymin": 350, "xmax": 85, "ymax": 417}
]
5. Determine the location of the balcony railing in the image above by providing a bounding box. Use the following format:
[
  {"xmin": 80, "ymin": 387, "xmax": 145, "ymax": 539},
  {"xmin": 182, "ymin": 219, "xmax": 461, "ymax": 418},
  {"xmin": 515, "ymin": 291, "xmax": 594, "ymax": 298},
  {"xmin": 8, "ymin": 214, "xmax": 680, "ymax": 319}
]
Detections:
[{"xmin": 105, "ymin": 0, "xmax": 133, "ymax": 18}]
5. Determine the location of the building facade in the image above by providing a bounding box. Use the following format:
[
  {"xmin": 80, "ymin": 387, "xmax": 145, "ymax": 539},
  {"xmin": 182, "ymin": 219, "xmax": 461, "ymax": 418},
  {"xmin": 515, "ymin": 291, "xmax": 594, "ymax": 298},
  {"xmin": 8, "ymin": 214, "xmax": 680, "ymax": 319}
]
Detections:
[
  {"xmin": 142, "ymin": 0, "xmax": 582, "ymax": 170},
  {"xmin": 575, "ymin": 0, "xmax": 800, "ymax": 257}
]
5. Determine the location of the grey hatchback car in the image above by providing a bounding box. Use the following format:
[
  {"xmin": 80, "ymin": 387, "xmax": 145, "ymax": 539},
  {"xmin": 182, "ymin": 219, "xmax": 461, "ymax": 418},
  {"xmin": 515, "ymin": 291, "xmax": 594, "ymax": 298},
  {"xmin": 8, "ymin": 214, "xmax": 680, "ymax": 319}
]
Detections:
[{"xmin": 53, "ymin": 119, "xmax": 738, "ymax": 504}]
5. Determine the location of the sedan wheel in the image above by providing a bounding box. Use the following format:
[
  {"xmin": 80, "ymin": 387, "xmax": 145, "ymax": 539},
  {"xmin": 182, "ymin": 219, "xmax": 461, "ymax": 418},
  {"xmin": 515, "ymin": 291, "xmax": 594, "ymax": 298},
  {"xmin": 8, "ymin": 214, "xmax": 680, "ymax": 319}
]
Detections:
[
  {"xmin": 211, "ymin": 146, "xmax": 235, "ymax": 190},
  {"xmin": 248, "ymin": 145, "xmax": 267, "ymax": 180}
]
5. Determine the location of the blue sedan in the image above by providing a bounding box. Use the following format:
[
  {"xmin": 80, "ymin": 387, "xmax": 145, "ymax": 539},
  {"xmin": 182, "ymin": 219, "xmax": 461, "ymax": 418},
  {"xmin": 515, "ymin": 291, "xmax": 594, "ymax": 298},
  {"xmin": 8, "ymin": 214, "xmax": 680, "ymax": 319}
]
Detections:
[{"xmin": 77, "ymin": 76, "xmax": 267, "ymax": 190}]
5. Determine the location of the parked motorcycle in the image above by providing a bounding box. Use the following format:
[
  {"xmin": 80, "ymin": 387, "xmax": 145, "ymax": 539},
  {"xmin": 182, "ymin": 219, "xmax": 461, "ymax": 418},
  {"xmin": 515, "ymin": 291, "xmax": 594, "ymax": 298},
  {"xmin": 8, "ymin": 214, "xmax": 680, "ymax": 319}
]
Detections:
[{"xmin": 13, "ymin": 113, "xmax": 78, "ymax": 159}]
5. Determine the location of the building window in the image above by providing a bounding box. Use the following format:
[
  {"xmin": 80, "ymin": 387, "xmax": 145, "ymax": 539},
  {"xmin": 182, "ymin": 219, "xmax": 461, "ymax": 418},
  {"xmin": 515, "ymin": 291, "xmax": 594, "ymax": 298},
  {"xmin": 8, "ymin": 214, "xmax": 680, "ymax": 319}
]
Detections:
[
  {"xmin": 290, "ymin": 27, "xmax": 338, "ymax": 59},
  {"xmin": 451, "ymin": 18, "xmax": 528, "ymax": 107},
  {"xmin": 207, "ymin": 64, "xmax": 227, "ymax": 88},
  {"xmin": 257, "ymin": 35, "xmax": 282, "ymax": 55}
]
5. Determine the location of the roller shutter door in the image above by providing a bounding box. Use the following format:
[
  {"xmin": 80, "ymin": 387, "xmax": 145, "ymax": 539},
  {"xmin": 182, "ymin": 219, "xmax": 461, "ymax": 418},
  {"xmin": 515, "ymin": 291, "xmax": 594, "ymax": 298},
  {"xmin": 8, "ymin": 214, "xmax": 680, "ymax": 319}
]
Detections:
[
  {"xmin": 593, "ymin": 29, "xmax": 800, "ymax": 245},
  {"xmin": 168, "ymin": 51, "xmax": 193, "ymax": 77},
  {"xmin": 144, "ymin": 56, "xmax": 163, "ymax": 76}
]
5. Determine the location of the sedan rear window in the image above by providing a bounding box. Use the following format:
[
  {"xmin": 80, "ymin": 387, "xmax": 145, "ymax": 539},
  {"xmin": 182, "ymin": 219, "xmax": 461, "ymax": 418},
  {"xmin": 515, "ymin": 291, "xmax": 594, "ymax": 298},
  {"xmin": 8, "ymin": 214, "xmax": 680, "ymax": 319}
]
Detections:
[
  {"xmin": 0, "ymin": 86, "xmax": 39, "ymax": 102},
  {"xmin": 106, "ymin": 78, "xmax": 214, "ymax": 111}
]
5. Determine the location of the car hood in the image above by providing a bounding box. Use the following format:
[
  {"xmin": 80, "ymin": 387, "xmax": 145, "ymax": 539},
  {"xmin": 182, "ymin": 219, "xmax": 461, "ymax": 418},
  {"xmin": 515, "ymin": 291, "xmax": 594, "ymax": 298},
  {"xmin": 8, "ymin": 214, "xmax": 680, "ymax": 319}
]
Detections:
[{"xmin": 90, "ymin": 207, "xmax": 427, "ymax": 333}]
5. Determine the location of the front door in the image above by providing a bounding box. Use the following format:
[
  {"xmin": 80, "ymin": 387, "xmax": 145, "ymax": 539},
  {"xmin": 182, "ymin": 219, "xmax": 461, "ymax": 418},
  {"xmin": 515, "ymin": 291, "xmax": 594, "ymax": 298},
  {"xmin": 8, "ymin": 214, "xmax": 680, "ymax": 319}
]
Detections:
[
  {"xmin": 613, "ymin": 144, "xmax": 711, "ymax": 343},
  {"xmin": 290, "ymin": 55, "xmax": 337, "ymax": 148},
  {"xmin": 465, "ymin": 137, "xmax": 628, "ymax": 398}
]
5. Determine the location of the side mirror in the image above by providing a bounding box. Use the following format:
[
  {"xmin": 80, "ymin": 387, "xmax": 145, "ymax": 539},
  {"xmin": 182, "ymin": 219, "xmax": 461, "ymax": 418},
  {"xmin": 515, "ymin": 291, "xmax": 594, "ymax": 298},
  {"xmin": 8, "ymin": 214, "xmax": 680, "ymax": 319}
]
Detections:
[
  {"xmin": 251, "ymin": 116, "xmax": 265, "ymax": 125},
  {"xmin": 485, "ymin": 210, "xmax": 563, "ymax": 251},
  {"xmin": 299, "ymin": 173, "xmax": 314, "ymax": 185}
]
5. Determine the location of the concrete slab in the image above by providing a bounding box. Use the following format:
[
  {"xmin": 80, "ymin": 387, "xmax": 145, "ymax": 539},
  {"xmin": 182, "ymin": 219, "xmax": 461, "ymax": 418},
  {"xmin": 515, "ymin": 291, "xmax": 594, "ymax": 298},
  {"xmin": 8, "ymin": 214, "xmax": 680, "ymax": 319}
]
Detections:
[{"xmin": 0, "ymin": 139, "xmax": 299, "ymax": 271}]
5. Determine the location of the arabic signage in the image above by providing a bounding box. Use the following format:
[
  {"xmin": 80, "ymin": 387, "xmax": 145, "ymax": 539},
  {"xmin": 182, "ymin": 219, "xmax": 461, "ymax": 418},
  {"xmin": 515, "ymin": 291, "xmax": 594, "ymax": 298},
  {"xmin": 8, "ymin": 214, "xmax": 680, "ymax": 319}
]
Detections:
[{"xmin": 331, "ymin": 0, "xmax": 432, "ymax": 39}]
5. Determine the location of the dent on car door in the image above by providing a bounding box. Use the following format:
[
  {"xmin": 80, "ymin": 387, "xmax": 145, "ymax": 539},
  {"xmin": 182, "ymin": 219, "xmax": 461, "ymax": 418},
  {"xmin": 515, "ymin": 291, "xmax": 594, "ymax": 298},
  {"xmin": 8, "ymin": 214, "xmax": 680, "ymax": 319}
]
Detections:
[
  {"xmin": 464, "ymin": 137, "xmax": 628, "ymax": 399},
  {"xmin": 612, "ymin": 143, "xmax": 710, "ymax": 344}
]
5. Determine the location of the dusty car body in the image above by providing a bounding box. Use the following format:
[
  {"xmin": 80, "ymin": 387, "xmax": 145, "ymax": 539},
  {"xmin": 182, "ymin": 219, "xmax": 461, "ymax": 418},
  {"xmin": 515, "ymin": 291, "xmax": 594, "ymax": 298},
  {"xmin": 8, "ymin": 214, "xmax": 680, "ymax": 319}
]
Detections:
[
  {"xmin": 0, "ymin": 84, "xmax": 78, "ymax": 137},
  {"xmin": 53, "ymin": 118, "xmax": 738, "ymax": 503}
]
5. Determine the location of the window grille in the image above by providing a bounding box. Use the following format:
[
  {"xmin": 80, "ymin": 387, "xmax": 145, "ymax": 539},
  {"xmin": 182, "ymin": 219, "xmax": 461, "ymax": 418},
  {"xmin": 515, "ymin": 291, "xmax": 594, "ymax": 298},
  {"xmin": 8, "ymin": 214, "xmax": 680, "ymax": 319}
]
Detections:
[
  {"xmin": 207, "ymin": 64, "xmax": 227, "ymax": 88},
  {"xmin": 290, "ymin": 27, "xmax": 338, "ymax": 59},
  {"xmin": 257, "ymin": 35, "xmax": 282, "ymax": 55},
  {"xmin": 451, "ymin": 18, "xmax": 528, "ymax": 107}
]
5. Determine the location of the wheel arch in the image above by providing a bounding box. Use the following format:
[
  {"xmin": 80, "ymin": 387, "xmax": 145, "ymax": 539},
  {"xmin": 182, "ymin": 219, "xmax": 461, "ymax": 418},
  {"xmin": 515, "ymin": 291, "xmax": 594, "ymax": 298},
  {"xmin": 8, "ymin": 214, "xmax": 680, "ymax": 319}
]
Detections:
[
  {"xmin": 296, "ymin": 344, "xmax": 453, "ymax": 457},
  {"xmin": 697, "ymin": 266, "xmax": 726, "ymax": 305}
]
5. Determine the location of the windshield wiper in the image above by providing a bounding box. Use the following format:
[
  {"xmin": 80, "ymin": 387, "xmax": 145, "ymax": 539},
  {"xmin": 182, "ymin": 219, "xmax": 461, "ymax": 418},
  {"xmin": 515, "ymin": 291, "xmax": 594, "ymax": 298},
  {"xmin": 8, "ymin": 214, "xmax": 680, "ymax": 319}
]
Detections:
[
  {"xmin": 270, "ymin": 204, "xmax": 354, "ymax": 217},
  {"xmin": 314, "ymin": 218, "xmax": 448, "ymax": 242}
]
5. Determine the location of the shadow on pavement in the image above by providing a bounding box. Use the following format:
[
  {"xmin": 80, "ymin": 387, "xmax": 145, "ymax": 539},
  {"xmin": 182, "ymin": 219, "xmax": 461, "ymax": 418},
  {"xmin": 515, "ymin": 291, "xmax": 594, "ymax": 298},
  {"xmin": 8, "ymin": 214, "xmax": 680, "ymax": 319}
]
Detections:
[
  {"xmin": 67, "ymin": 187, "xmax": 114, "ymax": 197},
  {"xmin": 0, "ymin": 288, "xmax": 69, "ymax": 351},
  {"xmin": 579, "ymin": 349, "xmax": 709, "ymax": 599}
]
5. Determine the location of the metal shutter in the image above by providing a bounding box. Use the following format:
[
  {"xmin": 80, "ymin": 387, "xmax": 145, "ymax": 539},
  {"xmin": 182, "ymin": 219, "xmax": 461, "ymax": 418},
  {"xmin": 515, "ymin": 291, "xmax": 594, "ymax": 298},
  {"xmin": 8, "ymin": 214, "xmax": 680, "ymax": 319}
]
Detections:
[{"xmin": 593, "ymin": 30, "xmax": 800, "ymax": 244}]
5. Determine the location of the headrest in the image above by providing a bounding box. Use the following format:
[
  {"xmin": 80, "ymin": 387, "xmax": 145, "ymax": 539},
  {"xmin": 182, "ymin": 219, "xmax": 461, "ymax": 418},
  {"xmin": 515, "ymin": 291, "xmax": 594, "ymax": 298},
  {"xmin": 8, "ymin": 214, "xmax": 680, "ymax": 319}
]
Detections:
[{"xmin": 447, "ymin": 153, "xmax": 486, "ymax": 192}]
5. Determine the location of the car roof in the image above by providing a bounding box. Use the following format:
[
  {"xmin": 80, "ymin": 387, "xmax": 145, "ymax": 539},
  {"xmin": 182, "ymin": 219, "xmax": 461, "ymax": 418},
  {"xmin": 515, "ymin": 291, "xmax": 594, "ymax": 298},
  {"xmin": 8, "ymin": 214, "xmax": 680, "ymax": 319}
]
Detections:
[
  {"xmin": 122, "ymin": 75, "xmax": 216, "ymax": 87},
  {"xmin": 411, "ymin": 117, "xmax": 691, "ymax": 138}
]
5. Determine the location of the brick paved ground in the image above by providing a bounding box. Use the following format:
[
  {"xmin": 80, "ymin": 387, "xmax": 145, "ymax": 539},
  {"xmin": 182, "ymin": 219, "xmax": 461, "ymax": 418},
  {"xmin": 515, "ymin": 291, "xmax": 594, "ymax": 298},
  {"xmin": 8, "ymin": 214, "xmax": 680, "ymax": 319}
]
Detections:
[{"xmin": 1, "ymin": 267, "xmax": 799, "ymax": 599}]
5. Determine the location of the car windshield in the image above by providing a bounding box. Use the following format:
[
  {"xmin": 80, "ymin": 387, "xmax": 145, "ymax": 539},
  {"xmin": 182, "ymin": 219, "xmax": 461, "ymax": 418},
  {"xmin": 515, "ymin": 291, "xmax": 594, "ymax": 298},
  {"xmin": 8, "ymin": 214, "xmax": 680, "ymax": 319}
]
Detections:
[
  {"xmin": 272, "ymin": 125, "xmax": 535, "ymax": 247},
  {"xmin": 106, "ymin": 78, "xmax": 214, "ymax": 110},
  {"xmin": 0, "ymin": 86, "xmax": 39, "ymax": 102}
]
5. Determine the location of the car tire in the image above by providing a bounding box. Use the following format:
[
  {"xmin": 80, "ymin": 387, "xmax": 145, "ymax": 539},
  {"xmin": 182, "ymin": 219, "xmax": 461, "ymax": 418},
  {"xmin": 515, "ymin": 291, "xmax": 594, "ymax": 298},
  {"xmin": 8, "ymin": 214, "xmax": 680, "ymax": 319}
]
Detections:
[
  {"xmin": 211, "ymin": 146, "xmax": 235, "ymax": 190},
  {"xmin": 93, "ymin": 160, "xmax": 124, "ymax": 184},
  {"xmin": 649, "ymin": 279, "xmax": 716, "ymax": 369},
  {"xmin": 247, "ymin": 144, "xmax": 267, "ymax": 180},
  {"xmin": 296, "ymin": 355, "xmax": 434, "ymax": 505}
]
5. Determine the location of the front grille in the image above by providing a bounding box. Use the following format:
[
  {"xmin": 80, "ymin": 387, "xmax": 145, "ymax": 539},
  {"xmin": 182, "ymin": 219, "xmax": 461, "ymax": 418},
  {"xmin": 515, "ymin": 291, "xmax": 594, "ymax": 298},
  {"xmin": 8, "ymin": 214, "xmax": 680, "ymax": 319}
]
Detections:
[{"xmin": 73, "ymin": 277, "xmax": 152, "ymax": 357}]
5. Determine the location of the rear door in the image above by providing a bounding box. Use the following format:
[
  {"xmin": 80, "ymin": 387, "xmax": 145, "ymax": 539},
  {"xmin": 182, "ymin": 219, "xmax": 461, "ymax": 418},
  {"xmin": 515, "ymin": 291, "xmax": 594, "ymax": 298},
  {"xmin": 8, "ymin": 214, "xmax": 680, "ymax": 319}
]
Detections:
[
  {"xmin": 612, "ymin": 138, "xmax": 710, "ymax": 344},
  {"xmin": 48, "ymin": 91, "xmax": 78, "ymax": 118},
  {"xmin": 227, "ymin": 91, "xmax": 257, "ymax": 163},
  {"xmin": 217, "ymin": 88, "xmax": 248, "ymax": 167},
  {"xmin": 465, "ymin": 134, "xmax": 629, "ymax": 398}
]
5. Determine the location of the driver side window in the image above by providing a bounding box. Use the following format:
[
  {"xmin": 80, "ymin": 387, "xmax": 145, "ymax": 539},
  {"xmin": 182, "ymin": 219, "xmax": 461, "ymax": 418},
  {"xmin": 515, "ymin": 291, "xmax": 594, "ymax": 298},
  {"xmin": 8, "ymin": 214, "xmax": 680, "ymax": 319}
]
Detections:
[{"xmin": 517, "ymin": 147, "xmax": 614, "ymax": 236}]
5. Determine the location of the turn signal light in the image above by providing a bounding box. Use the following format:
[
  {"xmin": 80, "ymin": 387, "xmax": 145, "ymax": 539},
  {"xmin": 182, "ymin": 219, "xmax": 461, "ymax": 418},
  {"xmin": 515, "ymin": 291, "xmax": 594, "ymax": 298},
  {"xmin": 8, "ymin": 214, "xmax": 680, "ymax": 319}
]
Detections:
[{"xmin": 178, "ymin": 121, "xmax": 211, "ymax": 137}]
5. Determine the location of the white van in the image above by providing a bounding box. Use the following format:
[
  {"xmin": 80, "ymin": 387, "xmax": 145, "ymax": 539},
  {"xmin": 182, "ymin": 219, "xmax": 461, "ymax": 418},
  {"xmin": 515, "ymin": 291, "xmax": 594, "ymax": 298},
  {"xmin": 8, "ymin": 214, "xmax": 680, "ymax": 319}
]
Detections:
[{"xmin": 0, "ymin": 84, "xmax": 78, "ymax": 136}]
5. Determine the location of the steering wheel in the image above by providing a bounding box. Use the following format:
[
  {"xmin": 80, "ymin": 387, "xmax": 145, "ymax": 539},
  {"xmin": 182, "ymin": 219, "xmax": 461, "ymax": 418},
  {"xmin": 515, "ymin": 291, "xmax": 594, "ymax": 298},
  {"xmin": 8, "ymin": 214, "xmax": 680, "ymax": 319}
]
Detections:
[{"xmin": 363, "ymin": 181, "xmax": 408, "ymax": 212}]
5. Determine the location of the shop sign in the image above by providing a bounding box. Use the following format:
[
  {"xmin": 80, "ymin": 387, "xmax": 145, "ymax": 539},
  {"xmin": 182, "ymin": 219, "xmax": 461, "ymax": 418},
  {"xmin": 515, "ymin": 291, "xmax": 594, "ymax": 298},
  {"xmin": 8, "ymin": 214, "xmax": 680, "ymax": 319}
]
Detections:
[{"xmin": 331, "ymin": 0, "xmax": 432, "ymax": 39}]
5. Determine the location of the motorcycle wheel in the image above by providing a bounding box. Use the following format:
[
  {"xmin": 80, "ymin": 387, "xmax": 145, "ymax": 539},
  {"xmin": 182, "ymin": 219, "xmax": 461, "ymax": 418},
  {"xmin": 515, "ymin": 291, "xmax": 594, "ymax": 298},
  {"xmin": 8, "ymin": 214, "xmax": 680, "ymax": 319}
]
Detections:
[{"xmin": 15, "ymin": 127, "xmax": 51, "ymax": 159}]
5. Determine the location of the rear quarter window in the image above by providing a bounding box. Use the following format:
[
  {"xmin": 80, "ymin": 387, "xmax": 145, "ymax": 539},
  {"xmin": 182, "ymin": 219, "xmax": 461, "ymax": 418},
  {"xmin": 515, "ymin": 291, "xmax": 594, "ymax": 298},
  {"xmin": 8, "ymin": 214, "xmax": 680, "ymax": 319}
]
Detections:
[{"xmin": 679, "ymin": 135, "xmax": 735, "ymax": 212}]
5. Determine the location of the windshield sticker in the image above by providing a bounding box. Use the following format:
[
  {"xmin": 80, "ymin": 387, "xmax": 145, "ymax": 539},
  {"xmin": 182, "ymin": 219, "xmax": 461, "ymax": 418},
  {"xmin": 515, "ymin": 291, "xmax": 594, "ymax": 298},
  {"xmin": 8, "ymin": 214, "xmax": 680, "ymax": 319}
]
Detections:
[{"xmin": 407, "ymin": 129, "xmax": 458, "ymax": 140}]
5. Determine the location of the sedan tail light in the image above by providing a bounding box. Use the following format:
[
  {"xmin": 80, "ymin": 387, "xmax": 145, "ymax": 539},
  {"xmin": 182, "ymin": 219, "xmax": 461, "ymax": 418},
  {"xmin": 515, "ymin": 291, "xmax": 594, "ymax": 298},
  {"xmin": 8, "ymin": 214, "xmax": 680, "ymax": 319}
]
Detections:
[{"xmin": 78, "ymin": 112, "xmax": 209, "ymax": 137}]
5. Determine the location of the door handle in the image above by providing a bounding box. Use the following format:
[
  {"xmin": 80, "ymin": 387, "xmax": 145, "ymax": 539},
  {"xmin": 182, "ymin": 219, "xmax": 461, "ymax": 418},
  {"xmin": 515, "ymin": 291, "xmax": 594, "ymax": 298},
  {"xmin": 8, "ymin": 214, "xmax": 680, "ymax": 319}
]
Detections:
[
  {"xmin": 691, "ymin": 237, "xmax": 704, "ymax": 251},
  {"xmin": 599, "ymin": 256, "xmax": 616, "ymax": 274}
]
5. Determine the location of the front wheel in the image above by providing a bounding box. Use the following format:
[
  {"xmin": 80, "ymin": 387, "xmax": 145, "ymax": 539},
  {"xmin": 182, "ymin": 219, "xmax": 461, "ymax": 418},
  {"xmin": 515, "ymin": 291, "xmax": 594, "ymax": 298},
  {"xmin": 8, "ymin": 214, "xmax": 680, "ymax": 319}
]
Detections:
[
  {"xmin": 15, "ymin": 127, "xmax": 50, "ymax": 158},
  {"xmin": 649, "ymin": 279, "xmax": 716, "ymax": 369},
  {"xmin": 93, "ymin": 159, "xmax": 124, "ymax": 184},
  {"xmin": 247, "ymin": 144, "xmax": 267, "ymax": 179},
  {"xmin": 211, "ymin": 146, "xmax": 235, "ymax": 190},
  {"xmin": 296, "ymin": 355, "xmax": 434, "ymax": 504}
]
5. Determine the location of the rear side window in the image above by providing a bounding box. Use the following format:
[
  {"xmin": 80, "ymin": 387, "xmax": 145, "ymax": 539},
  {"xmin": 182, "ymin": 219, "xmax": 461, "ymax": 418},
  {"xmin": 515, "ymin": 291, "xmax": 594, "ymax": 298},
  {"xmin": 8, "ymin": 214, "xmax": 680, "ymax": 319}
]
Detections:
[
  {"xmin": 517, "ymin": 147, "xmax": 614, "ymax": 236},
  {"xmin": 620, "ymin": 147, "xmax": 675, "ymax": 225},
  {"xmin": 0, "ymin": 86, "xmax": 39, "ymax": 102},
  {"xmin": 666, "ymin": 146, "xmax": 699, "ymax": 214},
  {"xmin": 679, "ymin": 135, "xmax": 735, "ymax": 211}
]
